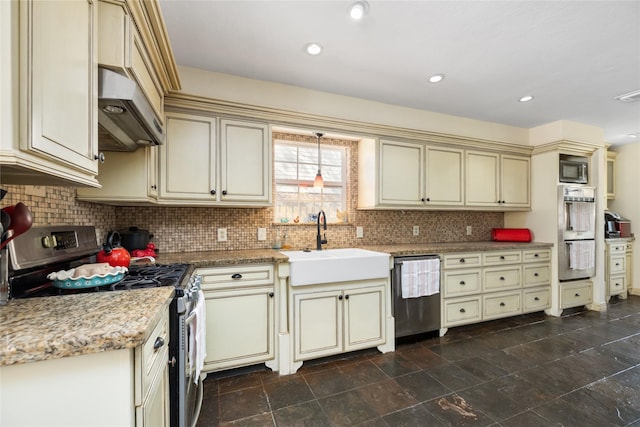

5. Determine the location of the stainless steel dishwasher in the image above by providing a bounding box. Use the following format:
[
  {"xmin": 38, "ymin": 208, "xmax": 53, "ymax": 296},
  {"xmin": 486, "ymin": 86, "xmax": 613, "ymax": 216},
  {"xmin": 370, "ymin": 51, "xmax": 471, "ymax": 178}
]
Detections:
[{"xmin": 392, "ymin": 255, "xmax": 441, "ymax": 338}]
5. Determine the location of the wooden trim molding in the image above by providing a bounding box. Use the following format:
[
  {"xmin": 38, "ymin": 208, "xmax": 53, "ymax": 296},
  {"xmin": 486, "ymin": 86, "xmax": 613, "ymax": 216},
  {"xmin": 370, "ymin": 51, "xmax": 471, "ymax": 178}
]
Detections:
[
  {"xmin": 165, "ymin": 92, "xmax": 534, "ymax": 156},
  {"xmin": 531, "ymin": 140, "xmax": 606, "ymax": 156},
  {"xmin": 126, "ymin": 0, "xmax": 181, "ymax": 92}
]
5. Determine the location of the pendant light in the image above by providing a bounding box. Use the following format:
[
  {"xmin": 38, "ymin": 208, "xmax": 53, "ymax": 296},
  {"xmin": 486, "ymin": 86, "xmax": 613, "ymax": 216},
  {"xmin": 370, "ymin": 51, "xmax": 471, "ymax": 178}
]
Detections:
[{"xmin": 313, "ymin": 132, "xmax": 324, "ymax": 188}]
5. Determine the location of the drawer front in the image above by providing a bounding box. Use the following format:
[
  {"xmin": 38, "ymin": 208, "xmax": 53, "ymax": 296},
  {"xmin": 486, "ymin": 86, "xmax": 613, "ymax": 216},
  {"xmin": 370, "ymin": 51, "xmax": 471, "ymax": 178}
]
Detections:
[
  {"xmin": 523, "ymin": 264, "xmax": 550, "ymax": 287},
  {"xmin": 443, "ymin": 270, "xmax": 481, "ymax": 297},
  {"xmin": 198, "ymin": 264, "xmax": 274, "ymax": 290},
  {"xmin": 483, "ymin": 251, "xmax": 521, "ymax": 266},
  {"xmin": 560, "ymin": 282, "xmax": 592, "ymax": 309},
  {"xmin": 609, "ymin": 256, "xmax": 626, "ymax": 274},
  {"xmin": 483, "ymin": 267, "xmax": 521, "ymax": 291},
  {"xmin": 136, "ymin": 311, "xmax": 169, "ymax": 405},
  {"xmin": 523, "ymin": 288, "xmax": 551, "ymax": 312},
  {"xmin": 609, "ymin": 276, "xmax": 627, "ymax": 295},
  {"xmin": 609, "ymin": 244, "xmax": 626, "ymax": 254},
  {"xmin": 523, "ymin": 249, "xmax": 551, "ymax": 263},
  {"xmin": 443, "ymin": 253, "xmax": 482, "ymax": 269},
  {"xmin": 443, "ymin": 297, "xmax": 481, "ymax": 326},
  {"xmin": 483, "ymin": 292, "xmax": 521, "ymax": 319}
]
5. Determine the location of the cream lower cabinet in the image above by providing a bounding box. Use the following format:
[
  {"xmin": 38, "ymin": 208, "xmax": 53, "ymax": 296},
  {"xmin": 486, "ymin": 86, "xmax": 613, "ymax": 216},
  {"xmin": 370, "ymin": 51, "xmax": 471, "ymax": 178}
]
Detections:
[
  {"xmin": 606, "ymin": 241, "xmax": 628, "ymax": 299},
  {"xmin": 292, "ymin": 282, "xmax": 386, "ymax": 362},
  {"xmin": 441, "ymin": 248, "xmax": 551, "ymax": 330},
  {"xmin": 1, "ymin": 0, "xmax": 99, "ymax": 187},
  {"xmin": 465, "ymin": 152, "xmax": 530, "ymax": 209},
  {"xmin": 198, "ymin": 264, "xmax": 275, "ymax": 372},
  {"xmin": 0, "ymin": 311, "xmax": 169, "ymax": 427}
]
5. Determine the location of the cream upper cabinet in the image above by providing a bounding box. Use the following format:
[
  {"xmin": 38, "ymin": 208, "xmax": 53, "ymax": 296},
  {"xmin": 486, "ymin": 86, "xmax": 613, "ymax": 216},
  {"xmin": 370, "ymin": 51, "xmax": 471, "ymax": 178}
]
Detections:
[
  {"xmin": 98, "ymin": 0, "xmax": 163, "ymax": 123},
  {"xmin": 359, "ymin": 139, "xmax": 462, "ymax": 208},
  {"xmin": 466, "ymin": 151, "xmax": 530, "ymax": 209},
  {"xmin": 0, "ymin": 0, "xmax": 99, "ymax": 187},
  {"xmin": 220, "ymin": 119, "xmax": 272, "ymax": 203},
  {"xmin": 425, "ymin": 146, "xmax": 464, "ymax": 206},
  {"xmin": 160, "ymin": 112, "xmax": 271, "ymax": 206},
  {"xmin": 378, "ymin": 139, "xmax": 424, "ymax": 206},
  {"xmin": 160, "ymin": 112, "xmax": 217, "ymax": 201},
  {"xmin": 77, "ymin": 147, "xmax": 158, "ymax": 204}
]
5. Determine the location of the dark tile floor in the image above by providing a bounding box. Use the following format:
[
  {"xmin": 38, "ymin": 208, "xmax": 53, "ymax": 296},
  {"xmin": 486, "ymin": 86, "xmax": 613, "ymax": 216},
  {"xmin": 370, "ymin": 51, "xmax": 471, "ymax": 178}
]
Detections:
[{"xmin": 196, "ymin": 295, "xmax": 640, "ymax": 426}]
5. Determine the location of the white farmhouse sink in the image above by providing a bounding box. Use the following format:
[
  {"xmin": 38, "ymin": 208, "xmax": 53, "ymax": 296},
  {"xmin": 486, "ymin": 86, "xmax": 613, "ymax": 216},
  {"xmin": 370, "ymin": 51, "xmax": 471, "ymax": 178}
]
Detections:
[{"xmin": 281, "ymin": 248, "xmax": 390, "ymax": 286}]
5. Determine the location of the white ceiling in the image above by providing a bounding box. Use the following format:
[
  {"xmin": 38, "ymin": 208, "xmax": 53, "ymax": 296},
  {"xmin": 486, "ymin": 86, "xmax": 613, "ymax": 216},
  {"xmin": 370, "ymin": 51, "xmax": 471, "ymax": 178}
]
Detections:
[{"xmin": 158, "ymin": 0, "xmax": 640, "ymax": 145}]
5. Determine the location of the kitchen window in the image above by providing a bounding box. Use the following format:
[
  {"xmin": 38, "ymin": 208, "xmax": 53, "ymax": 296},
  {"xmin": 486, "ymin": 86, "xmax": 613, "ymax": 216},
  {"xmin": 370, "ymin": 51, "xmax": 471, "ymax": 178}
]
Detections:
[{"xmin": 274, "ymin": 140, "xmax": 346, "ymax": 223}]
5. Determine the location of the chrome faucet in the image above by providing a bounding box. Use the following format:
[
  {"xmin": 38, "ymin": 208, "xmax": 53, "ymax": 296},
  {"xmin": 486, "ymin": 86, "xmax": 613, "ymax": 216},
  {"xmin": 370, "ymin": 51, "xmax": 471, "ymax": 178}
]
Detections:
[{"xmin": 316, "ymin": 210, "xmax": 328, "ymax": 250}]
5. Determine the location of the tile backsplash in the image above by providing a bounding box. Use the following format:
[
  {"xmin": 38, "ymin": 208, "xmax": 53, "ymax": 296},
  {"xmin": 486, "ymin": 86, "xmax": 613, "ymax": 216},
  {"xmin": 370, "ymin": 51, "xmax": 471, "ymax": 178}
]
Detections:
[{"xmin": 0, "ymin": 184, "xmax": 502, "ymax": 253}]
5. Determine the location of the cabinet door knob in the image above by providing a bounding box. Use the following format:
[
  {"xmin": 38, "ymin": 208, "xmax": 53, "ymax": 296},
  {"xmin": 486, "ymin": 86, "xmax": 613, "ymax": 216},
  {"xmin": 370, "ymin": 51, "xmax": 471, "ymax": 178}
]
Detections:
[
  {"xmin": 534, "ymin": 297, "xmax": 540, "ymax": 301},
  {"xmin": 499, "ymin": 276, "xmax": 505, "ymax": 281},
  {"xmin": 499, "ymin": 302, "xmax": 505, "ymax": 307},
  {"xmin": 426, "ymin": 197, "xmax": 430, "ymax": 202},
  {"xmin": 459, "ymin": 281, "xmax": 466, "ymax": 285},
  {"xmin": 615, "ymin": 263, "xmax": 620, "ymax": 266},
  {"xmin": 459, "ymin": 258, "xmax": 466, "ymax": 263},
  {"xmin": 151, "ymin": 185, "xmax": 157, "ymax": 190},
  {"xmin": 338, "ymin": 295, "xmax": 343, "ymax": 300},
  {"xmin": 534, "ymin": 253, "xmax": 539, "ymax": 258},
  {"xmin": 575, "ymin": 293, "xmax": 580, "ymax": 297},
  {"xmin": 268, "ymin": 292, "xmax": 274, "ymax": 297},
  {"xmin": 345, "ymin": 294, "xmax": 349, "ymax": 300},
  {"xmin": 168, "ymin": 356, "xmax": 176, "ymax": 367},
  {"xmin": 499, "ymin": 255, "xmax": 505, "ymax": 260},
  {"xmin": 231, "ymin": 273, "xmax": 243, "ymax": 279},
  {"xmin": 210, "ymin": 189, "xmax": 216, "ymax": 195},
  {"xmin": 421, "ymin": 198, "xmax": 426, "ymax": 202},
  {"xmin": 534, "ymin": 273, "xmax": 539, "ymax": 277},
  {"xmin": 459, "ymin": 308, "xmax": 466, "ymax": 313},
  {"xmin": 222, "ymin": 190, "xmax": 228, "ymax": 195},
  {"xmin": 94, "ymin": 152, "xmax": 105, "ymax": 163},
  {"xmin": 153, "ymin": 336, "xmax": 165, "ymax": 351}
]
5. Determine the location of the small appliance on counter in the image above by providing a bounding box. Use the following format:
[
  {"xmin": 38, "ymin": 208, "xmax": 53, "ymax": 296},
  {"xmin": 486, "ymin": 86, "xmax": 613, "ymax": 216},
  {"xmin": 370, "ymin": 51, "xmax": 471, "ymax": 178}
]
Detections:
[{"xmin": 605, "ymin": 211, "xmax": 632, "ymax": 238}]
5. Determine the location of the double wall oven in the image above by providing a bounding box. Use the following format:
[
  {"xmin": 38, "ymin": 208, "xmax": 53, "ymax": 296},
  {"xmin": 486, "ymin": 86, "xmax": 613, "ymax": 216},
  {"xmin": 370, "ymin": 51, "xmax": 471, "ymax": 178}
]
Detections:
[
  {"xmin": 4, "ymin": 225, "xmax": 203, "ymax": 427},
  {"xmin": 558, "ymin": 185, "xmax": 596, "ymax": 281}
]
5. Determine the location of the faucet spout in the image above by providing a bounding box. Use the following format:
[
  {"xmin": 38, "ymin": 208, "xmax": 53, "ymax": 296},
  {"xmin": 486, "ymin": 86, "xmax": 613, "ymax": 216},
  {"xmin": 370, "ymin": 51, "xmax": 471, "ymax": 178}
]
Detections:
[{"xmin": 316, "ymin": 210, "xmax": 328, "ymax": 250}]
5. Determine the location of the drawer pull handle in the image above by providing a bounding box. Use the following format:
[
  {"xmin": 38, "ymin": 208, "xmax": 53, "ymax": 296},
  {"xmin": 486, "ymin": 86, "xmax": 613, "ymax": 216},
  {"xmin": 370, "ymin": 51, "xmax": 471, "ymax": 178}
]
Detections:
[
  {"xmin": 534, "ymin": 253, "xmax": 539, "ymax": 257},
  {"xmin": 534, "ymin": 297, "xmax": 540, "ymax": 301},
  {"xmin": 500, "ymin": 302, "xmax": 505, "ymax": 307},
  {"xmin": 153, "ymin": 337, "xmax": 165, "ymax": 351},
  {"xmin": 615, "ymin": 283, "xmax": 620, "ymax": 287},
  {"xmin": 231, "ymin": 273, "xmax": 243, "ymax": 279},
  {"xmin": 459, "ymin": 258, "xmax": 466, "ymax": 263},
  {"xmin": 499, "ymin": 255, "xmax": 505, "ymax": 260},
  {"xmin": 459, "ymin": 308, "xmax": 466, "ymax": 313},
  {"xmin": 269, "ymin": 292, "xmax": 275, "ymax": 297},
  {"xmin": 534, "ymin": 273, "xmax": 539, "ymax": 277},
  {"xmin": 459, "ymin": 280, "xmax": 466, "ymax": 285},
  {"xmin": 575, "ymin": 293, "xmax": 580, "ymax": 297},
  {"xmin": 615, "ymin": 263, "xmax": 620, "ymax": 266},
  {"xmin": 500, "ymin": 276, "xmax": 505, "ymax": 281}
]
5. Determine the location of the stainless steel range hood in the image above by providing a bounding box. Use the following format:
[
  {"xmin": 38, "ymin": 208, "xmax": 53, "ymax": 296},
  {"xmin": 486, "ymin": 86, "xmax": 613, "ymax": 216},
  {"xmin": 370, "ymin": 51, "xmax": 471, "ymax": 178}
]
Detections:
[{"xmin": 98, "ymin": 67, "xmax": 164, "ymax": 151}]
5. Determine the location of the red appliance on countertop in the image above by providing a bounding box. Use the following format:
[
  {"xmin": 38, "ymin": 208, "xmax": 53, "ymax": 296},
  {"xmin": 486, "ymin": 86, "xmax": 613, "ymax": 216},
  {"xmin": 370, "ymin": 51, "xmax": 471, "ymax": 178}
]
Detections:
[{"xmin": 491, "ymin": 228, "xmax": 532, "ymax": 242}]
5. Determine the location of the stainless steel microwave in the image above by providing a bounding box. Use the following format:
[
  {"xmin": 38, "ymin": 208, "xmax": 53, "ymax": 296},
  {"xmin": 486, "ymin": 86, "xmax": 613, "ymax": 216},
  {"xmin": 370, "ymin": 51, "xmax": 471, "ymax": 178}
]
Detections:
[{"xmin": 559, "ymin": 154, "xmax": 588, "ymax": 184}]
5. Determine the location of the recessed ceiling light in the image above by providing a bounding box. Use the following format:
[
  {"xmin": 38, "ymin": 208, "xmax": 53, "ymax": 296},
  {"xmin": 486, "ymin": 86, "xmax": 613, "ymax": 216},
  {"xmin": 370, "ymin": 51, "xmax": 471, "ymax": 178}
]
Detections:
[
  {"xmin": 349, "ymin": 1, "xmax": 368, "ymax": 20},
  {"xmin": 305, "ymin": 42, "xmax": 323, "ymax": 55},
  {"xmin": 428, "ymin": 74, "xmax": 445, "ymax": 83},
  {"xmin": 519, "ymin": 95, "xmax": 534, "ymax": 102},
  {"xmin": 628, "ymin": 133, "xmax": 639, "ymax": 138}
]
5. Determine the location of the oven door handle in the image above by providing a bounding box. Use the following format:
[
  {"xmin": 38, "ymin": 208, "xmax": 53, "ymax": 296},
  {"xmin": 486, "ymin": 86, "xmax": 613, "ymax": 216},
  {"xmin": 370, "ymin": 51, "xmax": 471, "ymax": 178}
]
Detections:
[{"xmin": 185, "ymin": 310, "xmax": 197, "ymax": 326}]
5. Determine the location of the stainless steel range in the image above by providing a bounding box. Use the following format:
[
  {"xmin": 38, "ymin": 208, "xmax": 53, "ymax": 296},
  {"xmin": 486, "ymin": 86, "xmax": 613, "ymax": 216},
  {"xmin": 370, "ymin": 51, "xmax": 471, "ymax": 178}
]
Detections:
[{"xmin": 4, "ymin": 225, "xmax": 203, "ymax": 427}]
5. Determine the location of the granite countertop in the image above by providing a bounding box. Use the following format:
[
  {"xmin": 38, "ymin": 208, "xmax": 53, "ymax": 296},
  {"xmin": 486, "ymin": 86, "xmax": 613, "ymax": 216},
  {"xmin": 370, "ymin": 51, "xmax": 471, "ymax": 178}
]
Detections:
[
  {"xmin": 155, "ymin": 242, "xmax": 553, "ymax": 266},
  {"xmin": 155, "ymin": 248, "xmax": 289, "ymax": 267},
  {"xmin": 361, "ymin": 241, "xmax": 554, "ymax": 256},
  {"xmin": 0, "ymin": 286, "xmax": 174, "ymax": 367}
]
